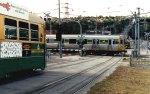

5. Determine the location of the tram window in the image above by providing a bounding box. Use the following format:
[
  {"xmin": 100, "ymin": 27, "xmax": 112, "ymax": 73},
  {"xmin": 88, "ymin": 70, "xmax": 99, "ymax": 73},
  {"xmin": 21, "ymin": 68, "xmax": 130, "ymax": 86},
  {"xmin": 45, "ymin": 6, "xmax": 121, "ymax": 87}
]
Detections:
[
  {"xmin": 19, "ymin": 21, "xmax": 29, "ymax": 40},
  {"xmin": 97, "ymin": 39, "xmax": 99, "ymax": 44},
  {"xmin": 62, "ymin": 39, "xmax": 64, "ymax": 43},
  {"xmin": 93, "ymin": 39, "xmax": 95, "ymax": 44},
  {"xmin": 83, "ymin": 39, "xmax": 87, "ymax": 44},
  {"xmin": 87, "ymin": 39, "xmax": 92, "ymax": 44},
  {"xmin": 19, "ymin": 28, "xmax": 29, "ymax": 40},
  {"xmin": 54, "ymin": 39, "xmax": 59, "ymax": 43},
  {"xmin": 31, "ymin": 24, "xmax": 39, "ymax": 41},
  {"xmin": 69, "ymin": 39, "xmax": 76, "ymax": 44},
  {"xmin": 109, "ymin": 39, "xmax": 111, "ymax": 45},
  {"xmin": 77, "ymin": 40, "xmax": 80, "ymax": 44},
  {"xmin": 121, "ymin": 40, "xmax": 123, "ymax": 44},
  {"xmin": 99, "ymin": 40, "xmax": 108, "ymax": 44},
  {"xmin": 5, "ymin": 18, "xmax": 17, "ymax": 26},
  {"xmin": 46, "ymin": 38, "xmax": 49, "ymax": 43},
  {"xmin": 5, "ymin": 26, "xmax": 17, "ymax": 40},
  {"xmin": 4, "ymin": 18, "xmax": 17, "ymax": 40},
  {"xmin": 113, "ymin": 39, "xmax": 119, "ymax": 44},
  {"xmin": 64, "ymin": 39, "xmax": 69, "ymax": 43}
]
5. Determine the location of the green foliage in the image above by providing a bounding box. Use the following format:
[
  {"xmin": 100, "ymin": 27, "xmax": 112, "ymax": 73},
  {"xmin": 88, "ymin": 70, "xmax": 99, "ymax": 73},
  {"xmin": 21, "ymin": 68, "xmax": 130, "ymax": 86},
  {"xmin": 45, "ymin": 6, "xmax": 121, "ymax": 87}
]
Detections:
[{"xmin": 50, "ymin": 16, "xmax": 150, "ymax": 36}]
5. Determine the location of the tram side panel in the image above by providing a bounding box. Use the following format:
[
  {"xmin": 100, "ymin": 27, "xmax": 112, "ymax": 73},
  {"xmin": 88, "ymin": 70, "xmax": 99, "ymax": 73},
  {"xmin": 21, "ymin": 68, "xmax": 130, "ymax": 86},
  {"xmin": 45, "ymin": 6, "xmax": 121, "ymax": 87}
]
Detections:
[
  {"xmin": 46, "ymin": 35, "xmax": 127, "ymax": 55},
  {"xmin": 0, "ymin": 15, "xmax": 45, "ymax": 78},
  {"xmin": 0, "ymin": 42, "xmax": 45, "ymax": 78},
  {"xmin": 22, "ymin": 43, "xmax": 45, "ymax": 70}
]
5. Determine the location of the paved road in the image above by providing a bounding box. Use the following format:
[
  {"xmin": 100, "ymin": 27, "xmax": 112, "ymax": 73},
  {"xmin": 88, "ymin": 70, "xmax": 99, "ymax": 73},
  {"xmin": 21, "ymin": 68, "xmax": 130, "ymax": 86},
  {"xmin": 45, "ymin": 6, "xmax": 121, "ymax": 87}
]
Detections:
[{"xmin": 0, "ymin": 55, "xmax": 121, "ymax": 94}]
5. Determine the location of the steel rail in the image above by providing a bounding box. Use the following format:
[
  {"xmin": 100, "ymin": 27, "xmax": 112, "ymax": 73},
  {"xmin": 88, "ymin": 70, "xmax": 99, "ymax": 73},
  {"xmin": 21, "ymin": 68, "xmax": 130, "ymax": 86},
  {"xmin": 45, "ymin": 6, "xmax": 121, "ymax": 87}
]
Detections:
[
  {"xmin": 63, "ymin": 58, "xmax": 121, "ymax": 94},
  {"xmin": 22, "ymin": 56, "xmax": 114, "ymax": 94},
  {"xmin": 47, "ymin": 56, "xmax": 105, "ymax": 69}
]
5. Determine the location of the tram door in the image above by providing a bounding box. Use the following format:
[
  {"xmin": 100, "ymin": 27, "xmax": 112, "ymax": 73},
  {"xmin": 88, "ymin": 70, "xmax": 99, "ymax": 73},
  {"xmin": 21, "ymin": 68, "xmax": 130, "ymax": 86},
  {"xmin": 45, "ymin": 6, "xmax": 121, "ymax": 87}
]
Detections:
[
  {"xmin": 108, "ymin": 39, "xmax": 112, "ymax": 50},
  {"xmin": 92, "ymin": 39, "xmax": 99, "ymax": 49}
]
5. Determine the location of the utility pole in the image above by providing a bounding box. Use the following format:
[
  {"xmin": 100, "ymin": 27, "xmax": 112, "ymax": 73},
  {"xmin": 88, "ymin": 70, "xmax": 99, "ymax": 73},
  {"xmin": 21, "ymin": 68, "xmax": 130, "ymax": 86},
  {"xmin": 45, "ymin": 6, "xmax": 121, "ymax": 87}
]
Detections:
[
  {"xmin": 77, "ymin": 21, "xmax": 83, "ymax": 56},
  {"xmin": 58, "ymin": 0, "xmax": 62, "ymax": 58},
  {"xmin": 134, "ymin": 12, "xmax": 138, "ymax": 57},
  {"xmin": 64, "ymin": 0, "xmax": 69, "ymax": 18},
  {"xmin": 49, "ymin": 18, "xmax": 52, "ymax": 33},
  {"xmin": 133, "ymin": 7, "xmax": 140, "ymax": 58},
  {"xmin": 137, "ymin": 7, "xmax": 140, "ymax": 57},
  {"xmin": 95, "ymin": 15, "xmax": 98, "ymax": 34}
]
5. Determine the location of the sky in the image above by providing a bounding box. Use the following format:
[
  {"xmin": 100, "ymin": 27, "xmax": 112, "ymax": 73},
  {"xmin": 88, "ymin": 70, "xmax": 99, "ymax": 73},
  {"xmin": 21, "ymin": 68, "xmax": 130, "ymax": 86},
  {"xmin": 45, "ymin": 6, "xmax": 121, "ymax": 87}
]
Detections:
[{"xmin": 7, "ymin": 0, "xmax": 150, "ymax": 17}]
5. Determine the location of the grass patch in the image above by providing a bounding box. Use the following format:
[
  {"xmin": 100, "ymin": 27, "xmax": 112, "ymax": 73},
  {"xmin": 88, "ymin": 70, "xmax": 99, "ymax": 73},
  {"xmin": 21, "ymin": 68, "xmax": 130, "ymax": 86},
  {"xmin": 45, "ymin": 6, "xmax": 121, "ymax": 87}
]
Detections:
[{"xmin": 87, "ymin": 66, "xmax": 150, "ymax": 94}]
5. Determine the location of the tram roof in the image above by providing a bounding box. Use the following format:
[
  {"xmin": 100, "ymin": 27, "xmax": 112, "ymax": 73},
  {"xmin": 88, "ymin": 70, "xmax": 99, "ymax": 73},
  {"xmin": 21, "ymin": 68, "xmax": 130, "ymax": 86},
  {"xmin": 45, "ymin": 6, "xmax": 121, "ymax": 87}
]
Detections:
[{"xmin": 29, "ymin": 13, "xmax": 45, "ymax": 24}]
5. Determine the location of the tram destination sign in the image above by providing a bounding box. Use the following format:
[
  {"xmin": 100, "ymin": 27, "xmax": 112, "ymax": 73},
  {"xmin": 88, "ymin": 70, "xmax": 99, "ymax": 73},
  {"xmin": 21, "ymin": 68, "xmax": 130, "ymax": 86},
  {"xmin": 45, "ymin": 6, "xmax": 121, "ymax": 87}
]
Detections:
[{"xmin": 0, "ymin": 0, "xmax": 29, "ymax": 20}]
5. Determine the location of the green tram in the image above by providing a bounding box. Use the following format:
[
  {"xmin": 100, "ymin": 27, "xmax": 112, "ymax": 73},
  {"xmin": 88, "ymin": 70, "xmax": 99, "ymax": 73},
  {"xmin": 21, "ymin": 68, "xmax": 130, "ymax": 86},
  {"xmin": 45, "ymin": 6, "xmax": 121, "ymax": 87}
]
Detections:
[{"xmin": 0, "ymin": 1, "xmax": 46, "ymax": 78}]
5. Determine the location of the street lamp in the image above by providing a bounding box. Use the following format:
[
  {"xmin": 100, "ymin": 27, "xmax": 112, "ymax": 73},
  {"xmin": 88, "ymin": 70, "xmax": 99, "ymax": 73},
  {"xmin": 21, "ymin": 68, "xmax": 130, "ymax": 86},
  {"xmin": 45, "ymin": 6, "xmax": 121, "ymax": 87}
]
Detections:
[{"xmin": 64, "ymin": 19, "xmax": 83, "ymax": 56}]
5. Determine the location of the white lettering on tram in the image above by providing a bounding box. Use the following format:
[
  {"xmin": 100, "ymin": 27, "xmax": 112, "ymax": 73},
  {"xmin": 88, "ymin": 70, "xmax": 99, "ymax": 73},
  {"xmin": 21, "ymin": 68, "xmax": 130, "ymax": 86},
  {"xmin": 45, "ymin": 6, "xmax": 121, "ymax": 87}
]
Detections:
[{"xmin": 0, "ymin": 42, "xmax": 22, "ymax": 58}]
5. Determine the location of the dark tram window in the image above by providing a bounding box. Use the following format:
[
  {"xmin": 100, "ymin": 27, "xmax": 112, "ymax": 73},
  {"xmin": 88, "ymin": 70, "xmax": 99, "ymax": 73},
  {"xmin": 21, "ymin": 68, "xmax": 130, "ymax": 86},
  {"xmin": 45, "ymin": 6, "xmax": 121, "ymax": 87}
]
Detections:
[
  {"xmin": 113, "ymin": 39, "xmax": 119, "ymax": 44},
  {"xmin": 121, "ymin": 40, "xmax": 125, "ymax": 44},
  {"xmin": 62, "ymin": 39, "xmax": 64, "ymax": 43},
  {"xmin": 19, "ymin": 28, "xmax": 29, "ymax": 40},
  {"xmin": 93, "ymin": 39, "xmax": 99, "ymax": 44},
  {"xmin": 19, "ymin": 21, "xmax": 29, "ymax": 40},
  {"xmin": 19, "ymin": 21, "xmax": 29, "ymax": 28},
  {"xmin": 93, "ymin": 39, "xmax": 96, "ymax": 44},
  {"xmin": 96, "ymin": 39, "xmax": 99, "ymax": 44},
  {"xmin": 31, "ymin": 24, "xmax": 38, "ymax": 30},
  {"xmin": 64, "ymin": 39, "xmax": 69, "ymax": 43},
  {"xmin": 83, "ymin": 39, "xmax": 87, "ymax": 44},
  {"xmin": 54, "ymin": 39, "xmax": 58, "ymax": 42},
  {"xmin": 109, "ymin": 39, "xmax": 111, "ymax": 45},
  {"xmin": 69, "ymin": 39, "xmax": 76, "ymax": 44},
  {"xmin": 87, "ymin": 39, "xmax": 92, "ymax": 44},
  {"xmin": 46, "ymin": 38, "xmax": 49, "ymax": 43},
  {"xmin": 4, "ymin": 18, "xmax": 17, "ymax": 40},
  {"xmin": 5, "ymin": 18, "xmax": 17, "ymax": 26},
  {"xmin": 31, "ymin": 24, "xmax": 39, "ymax": 41}
]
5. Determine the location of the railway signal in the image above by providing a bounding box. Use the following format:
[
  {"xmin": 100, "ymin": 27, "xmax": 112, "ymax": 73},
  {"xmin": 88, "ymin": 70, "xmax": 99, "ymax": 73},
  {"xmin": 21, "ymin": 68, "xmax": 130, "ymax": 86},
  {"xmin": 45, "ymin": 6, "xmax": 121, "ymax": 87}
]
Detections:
[{"xmin": 44, "ymin": 15, "xmax": 52, "ymax": 32}]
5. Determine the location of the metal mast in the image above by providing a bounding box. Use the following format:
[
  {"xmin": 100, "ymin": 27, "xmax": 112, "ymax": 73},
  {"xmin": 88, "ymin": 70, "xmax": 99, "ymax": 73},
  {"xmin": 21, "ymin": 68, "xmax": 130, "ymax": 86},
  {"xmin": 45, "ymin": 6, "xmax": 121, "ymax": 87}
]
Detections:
[{"xmin": 64, "ymin": 0, "xmax": 69, "ymax": 18}]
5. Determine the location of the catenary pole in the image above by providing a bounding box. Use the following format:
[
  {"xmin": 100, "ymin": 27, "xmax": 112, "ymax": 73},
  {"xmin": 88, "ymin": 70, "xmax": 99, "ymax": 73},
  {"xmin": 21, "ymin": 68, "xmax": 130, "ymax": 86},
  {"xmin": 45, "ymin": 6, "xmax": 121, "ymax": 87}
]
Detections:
[
  {"xmin": 137, "ymin": 7, "xmax": 140, "ymax": 57},
  {"xmin": 58, "ymin": 0, "xmax": 62, "ymax": 58}
]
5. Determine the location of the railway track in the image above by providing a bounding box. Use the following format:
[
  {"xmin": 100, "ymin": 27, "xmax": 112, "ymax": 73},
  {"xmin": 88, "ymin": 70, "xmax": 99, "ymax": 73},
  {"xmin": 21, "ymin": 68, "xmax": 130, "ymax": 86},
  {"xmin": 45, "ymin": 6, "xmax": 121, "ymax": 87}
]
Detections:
[
  {"xmin": 47, "ymin": 56, "xmax": 105, "ymax": 69},
  {"xmin": 23, "ymin": 56, "xmax": 121, "ymax": 94},
  {"xmin": 63, "ymin": 57, "xmax": 121, "ymax": 94}
]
